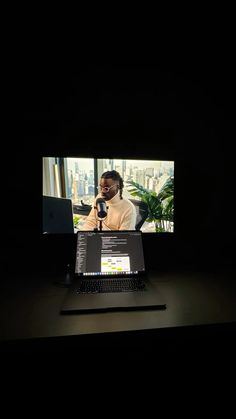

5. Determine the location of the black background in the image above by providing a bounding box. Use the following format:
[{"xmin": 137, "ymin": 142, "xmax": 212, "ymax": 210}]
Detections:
[{"xmin": 6, "ymin": 57, "xmax": 235, "ymax": 276}]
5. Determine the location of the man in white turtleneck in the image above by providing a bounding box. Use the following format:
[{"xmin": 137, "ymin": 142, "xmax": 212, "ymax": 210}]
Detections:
[{"xmin": 83, "ymin": 170, "xmax": 136, "ymax": 231}]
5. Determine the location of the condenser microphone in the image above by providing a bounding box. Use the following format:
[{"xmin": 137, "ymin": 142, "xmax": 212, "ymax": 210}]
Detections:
[{"xmin": 96, "ymin": 198, "xmax": 107, "ymax": 218}]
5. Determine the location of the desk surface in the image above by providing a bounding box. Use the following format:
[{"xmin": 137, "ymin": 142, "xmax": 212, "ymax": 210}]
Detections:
[{"xmin": 0, "ymin": 269, "xmax": 235, "ymax": 347}]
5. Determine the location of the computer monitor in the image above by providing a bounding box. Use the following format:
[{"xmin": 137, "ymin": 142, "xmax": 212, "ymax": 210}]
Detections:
[{"xmin": 42, "ymin": 157, "xmax": 174, "ymax": 235}]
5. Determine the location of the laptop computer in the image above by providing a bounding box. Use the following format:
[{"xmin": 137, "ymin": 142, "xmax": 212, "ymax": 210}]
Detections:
[
  {"xmin": 60, "ymin": 230, "xmax": 166, "ymax": 313},
  {"xmin": 43, "ymin": 195, "xmax": 74, "ymax": 234}
]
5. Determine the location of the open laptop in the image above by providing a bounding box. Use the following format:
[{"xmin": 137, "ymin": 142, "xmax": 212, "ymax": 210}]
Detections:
[
  {"xmin": 43, "ymin": 195, "xmax": 74, "ymax": 234},
  {"xmin": 60, "ymin": 230, "xmax": 166, "ymax": 313}
]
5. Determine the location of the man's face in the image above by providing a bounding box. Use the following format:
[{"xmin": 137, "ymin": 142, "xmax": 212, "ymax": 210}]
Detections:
[{"xmin": 99, "ymin": 178, "xmax": 119, "ymax": 201}]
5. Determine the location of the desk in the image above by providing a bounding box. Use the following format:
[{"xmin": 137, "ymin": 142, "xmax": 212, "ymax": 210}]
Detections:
[{"xmin": 0, "ymin": 270, "xmax": 235, "ymax": 352}]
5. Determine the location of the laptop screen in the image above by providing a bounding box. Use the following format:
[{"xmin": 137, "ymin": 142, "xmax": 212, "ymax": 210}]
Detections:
[{"xmin": 75, "ymin": 231, "xmax": 145, "ymax": 277}]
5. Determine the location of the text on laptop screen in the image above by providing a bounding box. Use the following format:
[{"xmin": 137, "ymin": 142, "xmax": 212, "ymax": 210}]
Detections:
[
  {"xmin": 43, "ymin": 157, "xmax": 174, "ymax": 234},
  {"xmin": 75, "ymin": 231, "xmax": 145, "ymax": 276}
]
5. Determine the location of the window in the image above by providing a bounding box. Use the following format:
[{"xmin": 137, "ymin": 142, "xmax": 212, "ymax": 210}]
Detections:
[{"xmin": 64, "ymin": 158, "xmax": 95, "ymax": 206}]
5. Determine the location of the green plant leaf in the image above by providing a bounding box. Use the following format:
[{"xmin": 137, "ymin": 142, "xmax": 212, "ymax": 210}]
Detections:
[{"xmin": 126, "ymin": 177, "xmax": 174, "ymax": 232}]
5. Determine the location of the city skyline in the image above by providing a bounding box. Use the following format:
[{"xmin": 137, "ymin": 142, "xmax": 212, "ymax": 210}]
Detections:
[
  {"xmin": 65, "ymin": 158, "xmax": 174, "ymax": 205},
  {"xmin": 67, "ymin": 158, "xmax": 174, "ymax": 174}
]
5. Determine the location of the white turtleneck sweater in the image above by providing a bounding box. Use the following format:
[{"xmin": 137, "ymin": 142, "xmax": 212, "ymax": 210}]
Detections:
[{"xmin": 83, "ymin": 192, "xmax": 136, "ymax": 231}]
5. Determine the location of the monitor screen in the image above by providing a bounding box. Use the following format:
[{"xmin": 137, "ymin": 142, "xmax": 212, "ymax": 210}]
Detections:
[{"xmin": 42, "ymin": 157, "xmax": 174, "ymax": 234}]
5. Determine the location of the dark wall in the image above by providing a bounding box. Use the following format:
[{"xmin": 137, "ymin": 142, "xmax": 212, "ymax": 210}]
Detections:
[{"xmin": 6, "ymin": 64, "xmax": 235, "ymax": 275}]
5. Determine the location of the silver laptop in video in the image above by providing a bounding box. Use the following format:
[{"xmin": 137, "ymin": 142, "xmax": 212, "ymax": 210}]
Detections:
[{"xmin": 60, "ymin": 230, "xmax": 166, "ymax": 313}]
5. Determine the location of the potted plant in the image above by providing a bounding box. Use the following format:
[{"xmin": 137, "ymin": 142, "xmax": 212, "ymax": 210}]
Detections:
[{"xmin": 126, "ymin": 176, "xmax": 174, "ymax": 232}]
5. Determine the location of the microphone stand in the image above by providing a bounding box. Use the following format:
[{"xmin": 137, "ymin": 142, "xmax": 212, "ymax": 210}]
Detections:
[{"xmin": 93, "ymin": 218, "xmax": 104, "ymax": 231}]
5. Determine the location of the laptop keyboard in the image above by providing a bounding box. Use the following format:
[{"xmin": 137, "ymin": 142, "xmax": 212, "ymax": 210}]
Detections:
[{"xmin": 76, "ymin": 278, "xmax": 145, "ymax": 294}]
